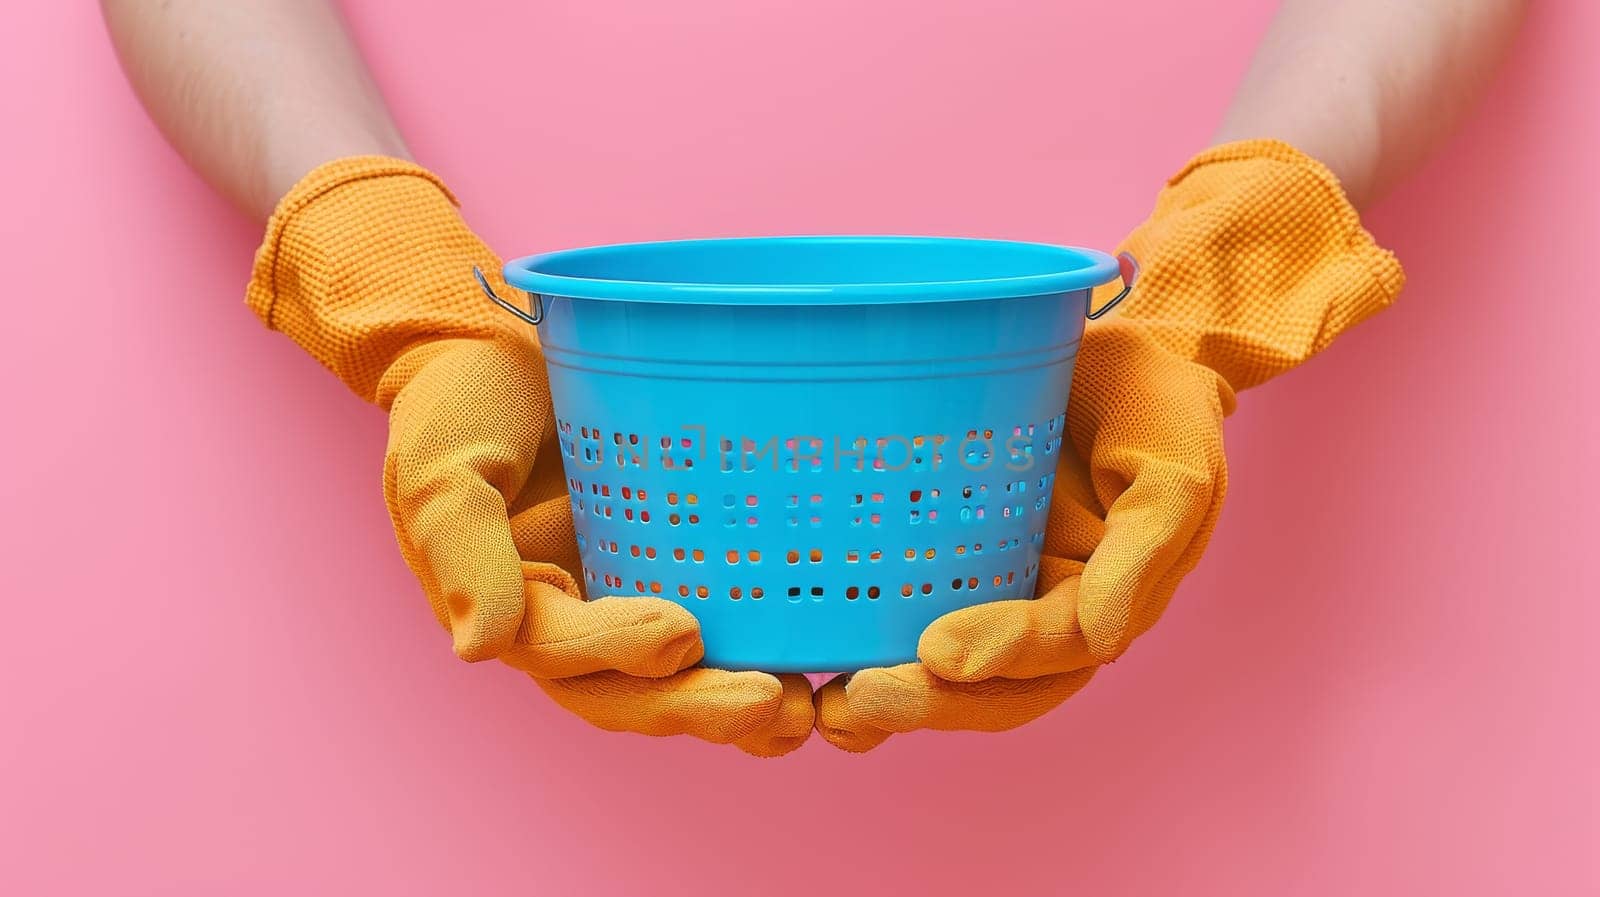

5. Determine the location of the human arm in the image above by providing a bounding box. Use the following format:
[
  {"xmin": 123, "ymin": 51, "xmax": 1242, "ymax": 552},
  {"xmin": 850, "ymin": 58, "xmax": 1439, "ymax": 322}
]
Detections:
[
  {"xmin": 102, "ymin": 0, "xmax": 410, "ymax": 220},
  {"xmin": 816, "ymin": 0, "xmax": 1527, "ymax": 751},
  {"xmin": 1217, "ymin": 0, "xmax": 1529, "ymax": 209},
  {"xmin": 102, "ymin": 0, "xmax": 814, "ymax": 755}
]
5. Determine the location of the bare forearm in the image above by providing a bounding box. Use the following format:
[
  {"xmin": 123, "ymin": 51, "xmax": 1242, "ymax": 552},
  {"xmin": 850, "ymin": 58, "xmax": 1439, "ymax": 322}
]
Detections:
[
  {"xmin": 101, "ymin": 0, "xmax": 409, "ymax": 220},
  {"xmin": 1216, "ymin": 0, "xmax": 1527, "ymax": 208}
]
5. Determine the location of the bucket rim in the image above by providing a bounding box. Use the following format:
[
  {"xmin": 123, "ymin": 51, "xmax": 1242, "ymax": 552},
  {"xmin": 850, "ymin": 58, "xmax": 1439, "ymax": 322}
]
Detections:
[{"xmin": 502, "ymin": 235, "xmax": 1120, "ymax": 306}]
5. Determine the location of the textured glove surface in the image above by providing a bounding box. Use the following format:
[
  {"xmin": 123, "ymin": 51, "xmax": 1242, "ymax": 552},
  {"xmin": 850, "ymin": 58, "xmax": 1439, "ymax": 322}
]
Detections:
[
  {"xmin": 248, "ymin": 157, "xmax": 812, "ymax": 756},
  {"xmin": 817, "ymin": 140, "xmax": 1404, "ymax": 752}
]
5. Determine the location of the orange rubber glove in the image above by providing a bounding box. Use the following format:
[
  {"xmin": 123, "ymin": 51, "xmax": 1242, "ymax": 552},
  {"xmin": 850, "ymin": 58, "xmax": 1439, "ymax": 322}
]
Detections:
[
  {"xmin": 247, "ymin": 156, "xmax": 812, "ymax": 756},
  {"xmin": 817, "ymin": 140, "xmax": 1405, "ymax": 751}
]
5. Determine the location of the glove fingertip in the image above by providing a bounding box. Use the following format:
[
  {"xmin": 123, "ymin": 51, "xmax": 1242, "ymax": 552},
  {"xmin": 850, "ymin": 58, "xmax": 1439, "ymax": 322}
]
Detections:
[
  {"xmin": 592, "ymin": 597, "xmax": 707, "ymax": 676},
  {"xmin": 709, "ymin": 670, "xmax": 787, "ymax": 717},
  {"xmin": 1075, "ymin": 612, "xmax": 1130, "ymax": 664},
  {"xmin": 813, "ymin": 674, "xmax": 892, "ymax": 753},
  {"xmin": 839, "ymin": 667, "xmax": 932, "ymax": 735},
  {"xmin": 1075, "ymin": 563, "xmax": 1137, "ymax": 663},
  {"xmin": 916, "ymin": 624, "xmax": 987, "ymax": 682},
  {"xmin": 694, "ymin": 673, "xmax": 786, "ymax": 745},
  {"xmin": 521, "ymin": 586, "xmax": 707, "ymax": 677},
  {"xmin": 917, "ymin": 602, "xmax": 1038, "ymax": 682},
  {"xmin": 449, "ymin": 588, "xmax": 526, "ymax": 663},
  {"xmin": 734, "ymin": 675, "xmax": 815, "ymax": 758},
  {"xmin": 612, "ymin": 623, "xmax": 704, "ymax": 678},
  {"xmin": 1073, "ymin": 604, "xmax": 1130, "ymax": 665}
]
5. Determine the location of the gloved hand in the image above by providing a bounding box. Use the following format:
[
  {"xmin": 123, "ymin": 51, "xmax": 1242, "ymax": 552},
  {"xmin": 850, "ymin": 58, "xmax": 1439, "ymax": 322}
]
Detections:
[
  {"xmin": 817, "ymin": 140, "xmax": 1405, "ymax": 751},
  {"xmin": 247, "ymin": 156, "xmax": 813, "ymax": 756}
]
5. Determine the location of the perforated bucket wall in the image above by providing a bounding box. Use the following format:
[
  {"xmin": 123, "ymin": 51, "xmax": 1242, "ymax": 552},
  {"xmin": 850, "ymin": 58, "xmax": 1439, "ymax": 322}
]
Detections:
[{"xmin": 537, "ymin": 289, "xmax": 1089, "ymax": 672}]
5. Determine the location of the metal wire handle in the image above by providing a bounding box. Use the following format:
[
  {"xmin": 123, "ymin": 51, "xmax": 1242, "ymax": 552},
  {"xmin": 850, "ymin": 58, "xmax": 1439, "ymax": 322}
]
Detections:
[
  {"xmin": 475, "ymin": 266, "xmax": 544, "ymax": 325},
  {"xmin": 1086, "ymin": 251, "xmax": 1139, "ymax": 320}
]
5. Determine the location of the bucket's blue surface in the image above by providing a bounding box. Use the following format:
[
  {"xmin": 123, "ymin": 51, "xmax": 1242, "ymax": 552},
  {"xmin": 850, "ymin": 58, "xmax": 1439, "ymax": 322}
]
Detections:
[{"xmin": 502, "ymin": 236, "xmax": 1121, "ymax": 672}]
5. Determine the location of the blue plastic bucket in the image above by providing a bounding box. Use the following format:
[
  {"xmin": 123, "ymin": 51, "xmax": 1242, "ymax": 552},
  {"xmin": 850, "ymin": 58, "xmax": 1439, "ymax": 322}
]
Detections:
[{"xmin": 483, "ymin": 236, "xmax": 1129, "ymax": 672}]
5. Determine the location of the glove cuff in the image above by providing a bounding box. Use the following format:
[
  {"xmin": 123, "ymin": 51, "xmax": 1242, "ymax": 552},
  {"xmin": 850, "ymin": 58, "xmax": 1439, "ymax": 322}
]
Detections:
[
  {"xmin": 245, "ymin": 156, "xmax": 521, "ymax": 404},
  {"xmin": 1104, "ymin": 139, "xmax": 1406, "ymax": 392}
]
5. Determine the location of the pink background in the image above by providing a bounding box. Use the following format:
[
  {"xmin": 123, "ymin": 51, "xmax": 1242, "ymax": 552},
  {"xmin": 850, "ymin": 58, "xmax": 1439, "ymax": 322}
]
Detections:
[{"xmin": 3, "ymin": 1, "xmax": 1595, "ymax": 893}]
